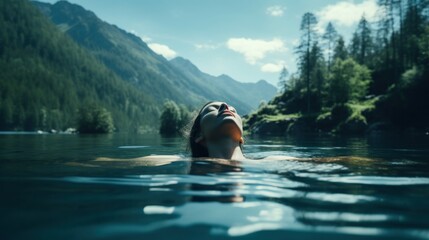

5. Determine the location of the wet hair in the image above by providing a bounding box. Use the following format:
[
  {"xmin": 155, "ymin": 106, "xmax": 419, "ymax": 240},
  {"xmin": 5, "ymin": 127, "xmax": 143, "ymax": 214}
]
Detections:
[
  {"xmin": 187, "ymin": 101, "xmax": 243, "ymax": 158},
  {"xmin": 188, "ymin": 101, "xmax": 214, "ymax": 158}
]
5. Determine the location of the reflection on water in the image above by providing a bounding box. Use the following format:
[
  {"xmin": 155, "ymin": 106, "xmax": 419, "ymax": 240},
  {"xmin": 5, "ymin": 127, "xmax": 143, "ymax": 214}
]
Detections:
[{"xmin": 1, "ymin": 133, "xmax": 429, "ymax": 240}]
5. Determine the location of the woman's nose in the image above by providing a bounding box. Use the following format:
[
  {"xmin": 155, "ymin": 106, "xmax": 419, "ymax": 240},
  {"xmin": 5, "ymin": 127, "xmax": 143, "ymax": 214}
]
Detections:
[{"xmin": 219, "ymin": 103, "xmax": 229, "ymax": 111}]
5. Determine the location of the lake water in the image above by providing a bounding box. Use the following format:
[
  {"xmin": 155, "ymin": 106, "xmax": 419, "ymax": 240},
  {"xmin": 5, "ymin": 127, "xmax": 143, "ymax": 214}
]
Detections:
[{"xmin": 1, "ymin": 133, "xmax": 429, "ymax": 240}]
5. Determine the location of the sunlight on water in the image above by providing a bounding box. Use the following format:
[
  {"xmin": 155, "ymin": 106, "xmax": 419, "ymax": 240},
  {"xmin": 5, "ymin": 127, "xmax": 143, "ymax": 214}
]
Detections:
[
  {"xmin": 317, "ymin": 175, "xmax": 429, "ymax": 185},
  {"xmin": 143, "ymin": 206, "xmax": 175, "ymax": 215},
  {"xmin": 35, "ymin": 156, "xmax": 429, "ymax": 239},
  {"xmin": 1, "ymin": 134, "xmax": 429, "ymax": 240},
  {"xmin": 138, "ymin": 201, "xmax": 300, "ymax": 237},
  {"xmin": 304, "ymin": 192, "xmax": 376, "ymax": 204},
  {"xmin": 118, "ymin": 146, "xmax": 149, "ymax": 149}
]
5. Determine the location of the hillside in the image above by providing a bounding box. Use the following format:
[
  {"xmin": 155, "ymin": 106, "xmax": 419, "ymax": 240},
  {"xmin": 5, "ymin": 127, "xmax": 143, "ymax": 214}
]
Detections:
[
  {"xmin": 245, "ymin": 4, "xmax": 429, "ymax": 136},
  {"xmin": 0, "ymin": 0, "xmax": 158, "ymax": 132},
  {"xmin": 33, "ymin": 1, "xmax": 277, "ymax": 115},
  {"xmin": 169, "ymin": 57, "xmax": 277, "ymax": 114}
]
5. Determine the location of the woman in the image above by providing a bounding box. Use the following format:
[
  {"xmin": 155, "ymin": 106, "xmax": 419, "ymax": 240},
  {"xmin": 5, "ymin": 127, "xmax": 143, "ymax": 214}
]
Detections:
[
  {"xmin": 92, "ymin": 101, "xmax": 296, "ymax": 166},
  {"xmin": 188, "ymin": 101, "xmax": 246, "ymax": 160}
]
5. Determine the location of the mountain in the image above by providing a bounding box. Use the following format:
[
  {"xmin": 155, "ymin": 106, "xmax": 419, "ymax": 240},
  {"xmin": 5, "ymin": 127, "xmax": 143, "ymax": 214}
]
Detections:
[
  {"xmin": 32, "ymin": 0, "xmax": 277, "ymax": 115},
  {"xmin": 0, "ymin": 0, "xmax": 158, "ymax": 132},
  {"xmin": 33, "ymin": 0, "xmax": 205, "ymax": 107},
  {"xmin": 170, "ymin": 57, "xmax": 277, "ymax": 113},
  {"xmin": 215, "ymin": 75, "xmax": 278, "ymax": 110}
]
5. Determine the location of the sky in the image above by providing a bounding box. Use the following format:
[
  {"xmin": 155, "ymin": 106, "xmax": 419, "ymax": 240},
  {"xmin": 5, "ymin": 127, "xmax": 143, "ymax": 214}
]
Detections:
[{"xmin": 39, "ymin": 0, "xmax": 380, "ymax": 86}]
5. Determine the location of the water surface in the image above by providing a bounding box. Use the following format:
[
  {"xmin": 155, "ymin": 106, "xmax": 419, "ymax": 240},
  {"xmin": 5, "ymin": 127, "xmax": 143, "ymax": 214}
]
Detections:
[{"xmin": 1, "ymin": 133, "xmax": 429, "ymax": 240}]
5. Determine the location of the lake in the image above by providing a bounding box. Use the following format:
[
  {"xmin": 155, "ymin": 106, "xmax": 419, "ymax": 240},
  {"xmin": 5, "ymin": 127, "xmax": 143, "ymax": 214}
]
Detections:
[{"xmin": 1, "ymin": 132, "xmax": 429, "ymax": 240}]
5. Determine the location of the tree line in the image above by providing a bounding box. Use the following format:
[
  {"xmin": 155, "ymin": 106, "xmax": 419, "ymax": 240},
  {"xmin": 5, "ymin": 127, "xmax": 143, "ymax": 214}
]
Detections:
[
  {"xmin": 159, "ymin": 100, "xmax": 194, "ymax": 136},
  {"xmin": 0, "ymin": 0, "xmax": 159, "ymax": 133},
  {"xmin": 271, "ymin": 0, "xmax": 428, "ymax": 130}
]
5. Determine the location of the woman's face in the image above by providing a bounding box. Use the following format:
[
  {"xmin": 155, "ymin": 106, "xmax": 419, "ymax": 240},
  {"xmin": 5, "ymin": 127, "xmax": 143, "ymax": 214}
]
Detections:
[{"xmin": 198, "ymin": 102, "xmax": 243, "ymax": 142}]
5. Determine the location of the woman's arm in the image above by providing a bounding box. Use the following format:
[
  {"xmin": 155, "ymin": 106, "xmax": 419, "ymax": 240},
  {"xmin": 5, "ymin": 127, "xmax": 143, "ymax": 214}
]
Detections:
[{"xmin": 94, "ymin": 155, "xmax": 183, "ymax": 166}]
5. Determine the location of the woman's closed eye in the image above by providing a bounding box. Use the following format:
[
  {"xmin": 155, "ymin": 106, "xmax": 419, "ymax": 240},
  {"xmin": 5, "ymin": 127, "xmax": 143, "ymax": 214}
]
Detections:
[
  {"xmin": 202, "ymin": 105, "xmax": 219, "ymax": 115},
  {"xmin": 207, "ymin": 106, "xmax": 219, "ymax": 111}
]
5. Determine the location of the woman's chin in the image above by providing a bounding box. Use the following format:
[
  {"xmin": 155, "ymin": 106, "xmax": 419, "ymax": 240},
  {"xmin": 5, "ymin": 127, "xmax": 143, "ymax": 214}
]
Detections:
[{"xmin": 216, "ymin": 121, "xmax": 242, "ymax": 141}]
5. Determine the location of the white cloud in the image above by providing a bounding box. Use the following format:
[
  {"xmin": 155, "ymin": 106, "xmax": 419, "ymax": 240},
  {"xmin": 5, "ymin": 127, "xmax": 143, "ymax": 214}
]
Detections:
[
  {"xmin": 141, "ymin": 36, "xmax": 152, "ymax": 43},
  {"xmin": 128, "ymin": 30, "xmax": 177, "ymax": 59},
  {"xmin": 148, "ymin": 43, "xmax": 177, "ymax": 59},
  {"xmin": 194, "ymin": 43, "xmax": 219, "ymax": 50},
  {"xmin": 316, "ymin": 0, "xmax": 379, "ymax": 32},
  {"xmin": 227, "ymin": 38, "xmax": 286, "ymax": 65},
  {"xmin": 291, "ymin": 38, "xmax": 300, "ymax": 47},
  {"xmin": 266, "ymin": 5, "xmax": 286, "ymax": 17},
  {"xmin": 261, "ymin": 61, "xmax": 287, "ymax": 73},
  {"xmin": 129, "ymin": 29, "xmax": 152, "ymax": 43}
]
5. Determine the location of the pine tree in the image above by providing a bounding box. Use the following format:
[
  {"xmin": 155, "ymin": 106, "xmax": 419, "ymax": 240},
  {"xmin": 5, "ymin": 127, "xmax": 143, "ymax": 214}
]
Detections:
[
  {"xmin": 296, "ymin": 12, "xmax": 318, "ymax": 113},
  {"xmin": 402, "ymin": 0, "xmax": 428, "ymax": 68},
  {"xmin": 309, "ymin": 42, "xmax": 326, "ymax": 106},
  {"xmin": 159, "ymin": 100, "xmax": 182, "ymax": 135},
  {"xmin": 322, "ymin": 22, "xmax": 338, "ymax": 73},
  {"xmin": 333, "ymin": 36, "xmax": 348, "ymax": 61},
  {"xmin": 350, "ymin": 16, "xmax": 374, "ymax": 66},
  {"xmin": 278, "ymin": 66, "xmax": 289, "ymax": 92}
]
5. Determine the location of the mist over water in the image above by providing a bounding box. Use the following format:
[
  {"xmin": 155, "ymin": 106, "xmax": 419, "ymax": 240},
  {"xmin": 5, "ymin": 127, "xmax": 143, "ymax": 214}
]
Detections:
[{"xmin": 1, "ymin": 133, "xmax": 429, "ymax": 240}]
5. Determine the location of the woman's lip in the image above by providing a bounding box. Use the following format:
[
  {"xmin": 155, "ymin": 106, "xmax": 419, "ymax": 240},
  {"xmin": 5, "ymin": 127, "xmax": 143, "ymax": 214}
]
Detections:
[{"xmin": 218, "ymin": 110, "xmax": 235, "ymax": 117}]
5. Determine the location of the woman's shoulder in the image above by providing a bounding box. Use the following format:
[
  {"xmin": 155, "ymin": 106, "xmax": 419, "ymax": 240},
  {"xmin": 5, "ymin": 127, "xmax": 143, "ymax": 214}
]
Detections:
[{"xmin": 252, "ymin": 155, "xmax": 302, "ymax": 161}]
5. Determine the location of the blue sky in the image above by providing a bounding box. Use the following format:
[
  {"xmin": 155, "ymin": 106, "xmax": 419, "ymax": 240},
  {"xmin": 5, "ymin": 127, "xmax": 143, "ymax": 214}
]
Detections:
[{"xmin": 40, "ymin": 0, "xmax": 380, "ymax": 86}]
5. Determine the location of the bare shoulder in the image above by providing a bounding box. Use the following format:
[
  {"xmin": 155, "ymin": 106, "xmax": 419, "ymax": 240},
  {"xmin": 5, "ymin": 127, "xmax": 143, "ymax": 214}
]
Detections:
[
  {"xmin": 135, "ymin": 155, "xmax": 182, "ymax": 161},
  {"xmin": 95, "ymin": 155, "xmax": 182, "ymax": 161},
  {"xmin": 260, "ymin": 155, "xmax": 303, "ymax": 161},
  {"xmin": 94, "ymin": 155, "xmax": 183, "ymax": 166},
  {"xmin": 309, "ymin": 156, "xmax": 375, "ymax": 163},
  {"xmin": 247, "ymin": 155, "xmax": 375, "ymax": 163}
]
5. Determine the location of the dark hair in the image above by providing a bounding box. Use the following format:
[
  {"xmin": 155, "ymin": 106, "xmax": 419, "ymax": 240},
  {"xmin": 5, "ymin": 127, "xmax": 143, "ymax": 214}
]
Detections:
[
  {"xmin": 188, "ymin": 101, "xmax": 214, "ymax": 158},
  {"xmin": 187, "ymin": 101, "xmax": 244, "ymax": 158}
]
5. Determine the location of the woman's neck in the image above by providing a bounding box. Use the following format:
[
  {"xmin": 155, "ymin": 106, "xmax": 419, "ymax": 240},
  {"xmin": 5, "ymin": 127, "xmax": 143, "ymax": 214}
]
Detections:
[{"xmin": 206, "ymin": 138, "xmax": 245, "ymax": 160}]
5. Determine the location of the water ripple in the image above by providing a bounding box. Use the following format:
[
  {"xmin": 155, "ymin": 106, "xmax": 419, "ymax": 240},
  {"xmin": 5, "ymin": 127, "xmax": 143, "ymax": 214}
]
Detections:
[
  {"xmin": 118, "ymin": 145, "xmax": 149, "ymax": 149},
  {"xmin": 61, "ymin": 172, "xmax": 307, "ymax": 189},
  {"xmin": 317, "ymin": 175, "xmax": 429, "ymax": 185},
  {"xmin": 305, "ymin": 192, "xmax": 377, "ymax": 204}
]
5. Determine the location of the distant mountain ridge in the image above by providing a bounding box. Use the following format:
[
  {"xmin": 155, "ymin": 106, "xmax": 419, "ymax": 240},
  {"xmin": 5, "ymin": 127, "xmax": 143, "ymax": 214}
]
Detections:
[
  {"xmin": 32, "ymin": 0, "xmax": 277, "ymax": 115},
  {"xmin": 0, "ymin": 0, "xmax": 158, "ymax": 132},
  {"xmin": 170, "ymin": 57, "xmax": 277, "ymax": 111}
]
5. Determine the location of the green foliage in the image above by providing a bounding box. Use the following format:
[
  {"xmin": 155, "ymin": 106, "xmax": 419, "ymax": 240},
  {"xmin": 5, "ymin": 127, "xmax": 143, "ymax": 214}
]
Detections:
[
  {"xmin": 377, "ymin": 65, "xmax": 429, "ymax": 127},
  {"xmin": 77, "ymin": 105, "xmax": 114, "ymax": 133},
  {"xmin": 0, "ymin": 0, "xmax": 158, "ymax": 132},
  {"xmin": 398, "ymin": 66, "xmax": 420, "ymax": 89},
  {"xmin": 333, "ymin": 36, "xmax": 349, "ymax": 61},
  {"xmin": 277, "ymin": 67, "xmax": 289, "ymax": 92},
  {"xmin": 263, "ymin": 113, "xmax": 300, "ymax": 122},
  {"xmin": 296, "ymin": 12, "xmax": 319, "ymax": 113},
  {"xmin": 246, "ymin": 1, "xmax": 429, "ymax": 134},
  {"xmin": 159, "ymin": 101, "xmax": 192, "ymax": 135},
  {"xmin": 257, "ymin": 104, "xmax": 279, "ymax": 115},
  {"xmin": 33, "ymin": 1, "xmax": 277, "ymax": 116},
  {"xmin": 178, "ymin": 104, "xmax": 193, "ymax": 131},
  {"xmin": 349, "ymin": 16, "xmax": 373, "ymax": 66},
  {"xmin": 322, "ymin": 22, "xmax": 339, "ymax": 70},
  {"xmin": 328, "ymin": 58, "xmax": 371, "ymax": 104}
]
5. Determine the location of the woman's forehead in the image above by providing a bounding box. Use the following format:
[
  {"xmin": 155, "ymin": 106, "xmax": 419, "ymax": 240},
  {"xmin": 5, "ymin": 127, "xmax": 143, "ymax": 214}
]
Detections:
[{"xmin": 208, "ymin": 102, "xmax": 223, "ymax": 107}]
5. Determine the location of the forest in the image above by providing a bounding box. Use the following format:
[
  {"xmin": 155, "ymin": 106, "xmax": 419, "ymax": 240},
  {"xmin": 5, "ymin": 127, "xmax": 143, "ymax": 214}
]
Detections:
[
  {"xmin": 0, "ymin": 0, "xmax": 159, "ymax": 133},
  {"xmin": 0, "ymin": 0, "xmax": 277, "ymax": 133},
  {"xmin": 246, "ymin": 0, "xmax": 429, "ymax": 135},
  {"xmin": 1, "ymin": 0, "xmax": 428, "ymax": 135}
]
